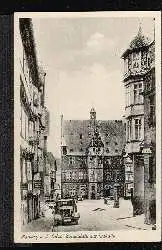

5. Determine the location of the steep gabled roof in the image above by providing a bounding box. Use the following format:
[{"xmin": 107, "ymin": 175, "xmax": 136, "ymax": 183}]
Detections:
[{"xmin": 62, "ymin": 119, "xmax": 125, "ymax": 156}]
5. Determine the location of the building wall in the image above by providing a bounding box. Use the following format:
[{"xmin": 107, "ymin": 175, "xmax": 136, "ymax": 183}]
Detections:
[
  {"xmin": 19, "ymin": 18, "xmax": 49, "ymax": 225},
  {"xmin": 103, "ymin": 156, "xmax": 125, "ymax": 197},
  {"xmin": 61, "ymin": 155, "xmax": 88, "ymax": 198},
  {"xmin": 122, "ymin": 25, "xmax": 156, "ymax": 216},
  {"xmin": 143, "ymin": 50, "xmax": 156, "ymax": 225}
]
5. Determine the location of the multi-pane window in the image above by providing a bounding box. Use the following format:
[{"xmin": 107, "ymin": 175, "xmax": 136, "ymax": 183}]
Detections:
[
  {"xmin": 134, "ymin": 83, "xmax": 143, "ymax": 104},
  {"xmin": 79, "ymin": 172, "xmax": 83, "ymax": 180},
  {"xmin": 126, "ymin": 173, "xmax": 133, "ymax": 182},
  {"xmin": 135, "ymin": 119, "xmax": 142, "ymax": 140},
  {"xmin": 72, "ymin": 171, "xmax": 76, "ymax": 180},
  {"xmin": 127, "ymin": 119, "xmax": 132, "ymax": 141},
  {"xmin": 66, "ymin": 171, "xmax": 71, "ymax": 181},
  {"xmin": 132, "ymin": 51, "xmax": 140, "ymax": 69},
  {"xmin": 126, "ymin": 85, "xmax": 131, "ymax": 106},
  {"xmin": 69, "ymin": 157, "xmax": 75, "ymax": 165}
]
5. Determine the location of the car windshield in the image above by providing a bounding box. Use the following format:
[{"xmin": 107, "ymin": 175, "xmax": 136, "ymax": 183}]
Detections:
[{"xmin": 59, "ymin": 200, "xmax": 73, "ymax": 206}]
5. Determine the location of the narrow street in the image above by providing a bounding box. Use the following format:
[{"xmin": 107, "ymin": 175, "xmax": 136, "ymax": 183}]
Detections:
[
  {"xmin": 53, "ymin": 198, "xmax": 132, "ymax": 232},
  {"xmin": 22, "ymin": 198, "xmax": 152, "ymax": 232}
]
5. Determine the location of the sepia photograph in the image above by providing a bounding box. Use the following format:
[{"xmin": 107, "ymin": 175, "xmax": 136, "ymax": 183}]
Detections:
[{"xmin": 14, "ymin": 11, "xmax": 161, "ymax": 243}]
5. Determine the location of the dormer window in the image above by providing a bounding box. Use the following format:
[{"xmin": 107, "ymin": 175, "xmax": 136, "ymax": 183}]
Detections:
[{"xmin": 106, "ymin": 148, "xmax": 109, "ymax": 153}]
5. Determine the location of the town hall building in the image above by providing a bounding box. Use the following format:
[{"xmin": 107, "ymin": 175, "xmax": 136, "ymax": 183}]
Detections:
[{"xmin": 61, "ymin": 108, "xmax": 125, "ymax": 200}]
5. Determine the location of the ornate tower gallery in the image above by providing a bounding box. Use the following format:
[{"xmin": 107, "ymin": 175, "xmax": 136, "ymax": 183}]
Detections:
[{"xmin": 122, "ymin": 25, "xmax": 154, "ymax": 215}]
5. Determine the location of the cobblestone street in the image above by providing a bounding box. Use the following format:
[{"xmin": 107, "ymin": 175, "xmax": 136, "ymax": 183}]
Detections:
[{"xmin": 22, "ymin": 198, "xmax": 152, "ymax": 232}]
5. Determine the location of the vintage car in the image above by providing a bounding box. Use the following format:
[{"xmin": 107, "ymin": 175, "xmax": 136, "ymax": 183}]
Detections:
[
  {"xmin": 53, "ymin": 199, "xmax": 80, "ymax": 226},
  {"xmin": 77, "ymin": 196, "xmax": 83, "ymax": 201}
]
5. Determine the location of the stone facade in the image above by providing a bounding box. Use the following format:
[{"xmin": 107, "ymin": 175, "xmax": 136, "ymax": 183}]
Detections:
[
  {"xmin": 61, "ymin": 109, "xmax": 125, "ymax": 199},
  {"xmin": 142, "ymin": 41, "xmax": 156, "ymax": 225},
  {"xmin": 19, "ymin": 18, "xmax": 50, "ymax": 225},
  {"xmin": 122, "ymin": 25, "xmax": 155, "ymax": 217}
]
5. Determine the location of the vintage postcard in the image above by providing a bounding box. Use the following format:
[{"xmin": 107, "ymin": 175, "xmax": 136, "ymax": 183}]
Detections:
[{"xmin": 14, "ymin": 11, "xmax": 161, "ymax": 243}]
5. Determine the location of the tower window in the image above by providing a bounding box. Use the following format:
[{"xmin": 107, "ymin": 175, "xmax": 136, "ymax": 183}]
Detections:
[
  {"xmin": 134, "ymin": 83, "xmax": 143, "ymax": 104},
  {"xmin": 127, "ymin": 119, "xmax": 132, "ymax": 141},
  {"xmin": 80, "ymin": 134, "xmax": 82, "ymax": 139},
  {"xmin": 135, "ymin": 118, "xmax": 142, "ymax": 140}
]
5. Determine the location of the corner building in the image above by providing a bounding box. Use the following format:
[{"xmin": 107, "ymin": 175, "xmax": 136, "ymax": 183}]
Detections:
[
  {"xmin": 61, "ymin": 108, "xmax": 125, "ymax": 199},
  {"xmin": 122, "ymin": 26, "xmax": 155, "ymax": 216}
]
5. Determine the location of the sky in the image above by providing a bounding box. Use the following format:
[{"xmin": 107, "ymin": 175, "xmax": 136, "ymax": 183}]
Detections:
[{"xmin": 32, "ymin": 16, "xmax": 154, "ymax": 158}]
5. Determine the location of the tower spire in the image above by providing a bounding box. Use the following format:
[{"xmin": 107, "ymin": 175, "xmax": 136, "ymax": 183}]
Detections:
[{"xmin": 138, "ymin": 19, "xmax": 142, "ymax": 36}]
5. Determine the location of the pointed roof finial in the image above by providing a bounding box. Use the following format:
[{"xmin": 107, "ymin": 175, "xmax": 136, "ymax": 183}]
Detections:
[{"xmin": 138, "ymin": 19, "xmax": 142, "ymax": 36}]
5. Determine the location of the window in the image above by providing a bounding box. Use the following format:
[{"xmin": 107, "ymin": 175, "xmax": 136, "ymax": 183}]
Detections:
[
  {"xmin": 115, "ymin": 149, "xmax": 118, "ymax": 153},
  {"xmin": 134, "ymin": 83, "xmax": 143, "ymax": 104},
  {"xmin": 93, "ymin": 148, "xmax": 95, "ymax": 152},
  {"xmin": 70, "ymin": 148, "xmax": 73, "ymax": 152},
  {"xmin": 80, "ymin": 148, "xmax": 83, "ymax": 152},
  {"xmin": 66, "ymin": 171, "xmax": 71, "ymax": 181},
  {"xmin": 72, "ymin": 172, "xmax": 75, "ymax": 180},
  {"xmin": 127, "ymin": 119, "xmax": 132, "ymax": 141},
  {"xmin": 62, "ymin": 146, "xmax": 67, "ymax": 155},
  {"xmin": 135, "ymin": 119, "xmax": 141, "ymax": 140},
  {"xmin": 126, "ymin": 173, "xmax": 133, "ymax": 182},
  {"xmin": 80, "ymin": 134, "xmax": 82, "ymax": 139},
  {"xmin": 79, "ymin": 172, "xmax": 83, "ymax": 180},
  {"xmin": 126, "ymin": 85, "xmax": 131, "ymax": 106},
  {"xmin": 106, "ymin": 148, "xmax": 109, "ymax": 153},
  {"xmin": 69, "ymin": 157, "xmax": 75, "ymax": 165}
]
